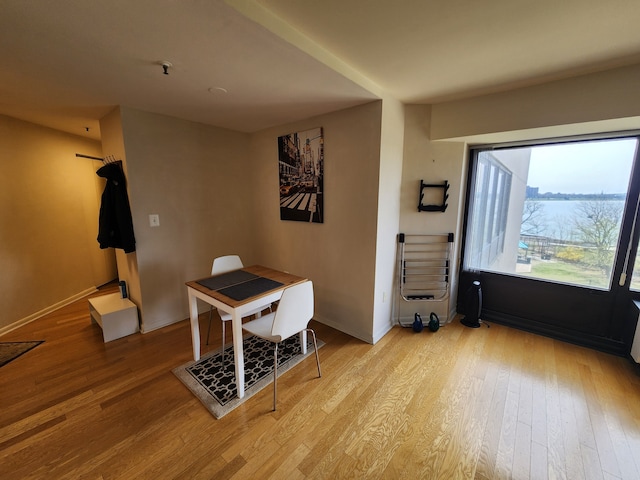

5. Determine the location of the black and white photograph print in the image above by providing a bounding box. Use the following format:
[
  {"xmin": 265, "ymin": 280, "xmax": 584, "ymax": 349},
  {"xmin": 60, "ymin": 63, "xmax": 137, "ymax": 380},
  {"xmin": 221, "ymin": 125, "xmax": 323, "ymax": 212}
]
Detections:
[{"xmin": 277, "ymin": 127, "xmax": 324, "ymax": 223}]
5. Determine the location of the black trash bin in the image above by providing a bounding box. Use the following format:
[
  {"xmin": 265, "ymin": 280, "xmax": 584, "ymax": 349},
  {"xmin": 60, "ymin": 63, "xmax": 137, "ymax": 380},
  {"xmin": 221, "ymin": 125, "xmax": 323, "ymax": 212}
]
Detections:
[{"xmin": 461, "ymin": 280, "xmax": 482, "ymax": 328}]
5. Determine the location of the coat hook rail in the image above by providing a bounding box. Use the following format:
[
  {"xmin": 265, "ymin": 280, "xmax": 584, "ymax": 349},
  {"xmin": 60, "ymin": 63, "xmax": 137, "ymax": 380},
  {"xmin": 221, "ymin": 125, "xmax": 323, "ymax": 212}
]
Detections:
[
  {"xmin": 76, "ymin": 153, "xmax": 104, "ymax": 161},
  {"xmin": 76, "ymin": 153, "xmax": 122, "ymax": 165}
]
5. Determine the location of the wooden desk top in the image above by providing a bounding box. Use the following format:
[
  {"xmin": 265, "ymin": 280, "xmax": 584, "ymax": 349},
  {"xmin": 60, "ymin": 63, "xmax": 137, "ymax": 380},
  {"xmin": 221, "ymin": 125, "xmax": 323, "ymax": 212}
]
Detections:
[{"xmin": 185, "ymin": 265, "xmax": 307, "ymax": 308}]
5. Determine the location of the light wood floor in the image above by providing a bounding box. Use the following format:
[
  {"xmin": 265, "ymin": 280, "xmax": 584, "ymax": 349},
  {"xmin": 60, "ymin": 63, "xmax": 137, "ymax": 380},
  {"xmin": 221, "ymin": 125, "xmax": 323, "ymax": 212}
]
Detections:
[{"xmin": 1, "ymin": 284, "xmax": 640, "ymax": 480}]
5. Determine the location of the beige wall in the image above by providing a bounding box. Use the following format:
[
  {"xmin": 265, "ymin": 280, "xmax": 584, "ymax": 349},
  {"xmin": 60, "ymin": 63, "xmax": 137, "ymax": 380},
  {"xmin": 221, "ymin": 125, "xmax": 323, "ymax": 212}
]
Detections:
[
  {"xmin": 249, "ymin": 101, "xmax": 384, "ymax": 342},
  {"xmin": 100, "ymin": 62, "xmax": 640, "ymax": 341},
  {"xmin": 8, "ymin": 62, "xmax": 640, "ymax": 342},
  {"xmin": 0, "ymin": 115, "xmax": 115, "ymax": 333},
  {"xmin": 113, "ymin": 100, "xmax": 403, "ymax": 343},
  {"xmin": 110, "ymin": 107, "xmax": 255, "ymax": 332},
  {"xmin": 99, "ymin": 108, "xmax": 142, "ymax": 318},
  {"xmin": 103, "ymin": 102, "xmax": 392, "ymax": 342}
]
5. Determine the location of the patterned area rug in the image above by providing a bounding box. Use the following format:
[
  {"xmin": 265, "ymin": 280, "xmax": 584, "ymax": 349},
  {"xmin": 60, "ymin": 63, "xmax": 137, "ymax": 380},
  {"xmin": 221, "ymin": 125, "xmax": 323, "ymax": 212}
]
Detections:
[
  {"xmin": 173, "ymin": 335, "xmax": 323, "ymax": 418},
  {"xmin": 0, "ymin": 341, "xmax": 43, "ymax": 368}
]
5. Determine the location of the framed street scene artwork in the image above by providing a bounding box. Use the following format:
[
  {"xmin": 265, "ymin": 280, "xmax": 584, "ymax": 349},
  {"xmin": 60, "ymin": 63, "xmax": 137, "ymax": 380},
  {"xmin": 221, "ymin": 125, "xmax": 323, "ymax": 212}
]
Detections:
[{"xmin": 277, "ymin": 127, "xmax": 324, "ymax": 223}]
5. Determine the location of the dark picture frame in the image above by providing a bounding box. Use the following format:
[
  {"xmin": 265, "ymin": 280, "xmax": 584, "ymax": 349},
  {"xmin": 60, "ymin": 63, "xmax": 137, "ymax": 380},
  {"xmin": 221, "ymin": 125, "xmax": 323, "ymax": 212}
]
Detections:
[{"xmin": 277, "ymin": 127, "xmax": 324, "ymax": 223}]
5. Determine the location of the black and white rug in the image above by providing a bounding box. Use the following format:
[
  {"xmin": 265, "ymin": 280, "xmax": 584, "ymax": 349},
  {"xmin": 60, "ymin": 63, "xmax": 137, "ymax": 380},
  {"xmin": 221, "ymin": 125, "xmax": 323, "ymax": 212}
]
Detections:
[{"xmin": 173, "ymin": 335, "xmax": 323, "ymax": 418}]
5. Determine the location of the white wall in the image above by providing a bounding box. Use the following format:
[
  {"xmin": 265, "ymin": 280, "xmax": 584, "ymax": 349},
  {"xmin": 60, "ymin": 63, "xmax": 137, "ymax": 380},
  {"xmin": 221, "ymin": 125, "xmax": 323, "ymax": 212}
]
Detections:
[
  {"xmin": 371, "ymin": 96, "xmax": 405, "ymax": 342},
  {"xmin": 420, "ymin": 61, "xmax": 640, "ymax": 323},
  {"xmin": 398, "ymin": 105, "xmax": 466, "ymax": 323},
  {"xmin": 431, "ymin": 63, "xmax": 640, "ymax": 142},
  {"xmin": 490, "ymin": 149, "xmax": 532, "ymax": 273}
]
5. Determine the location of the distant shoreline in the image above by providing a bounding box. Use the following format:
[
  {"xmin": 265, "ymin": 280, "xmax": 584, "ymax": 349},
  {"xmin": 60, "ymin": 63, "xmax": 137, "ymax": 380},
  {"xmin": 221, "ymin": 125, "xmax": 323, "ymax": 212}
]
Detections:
[{"xmin": 526, "ymin": 193, "xmax": 625, "ymax": 201}]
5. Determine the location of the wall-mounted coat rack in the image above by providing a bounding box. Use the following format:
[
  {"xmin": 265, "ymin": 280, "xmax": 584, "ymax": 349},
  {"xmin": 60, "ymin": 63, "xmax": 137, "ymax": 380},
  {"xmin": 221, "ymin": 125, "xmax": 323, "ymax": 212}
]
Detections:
[
  {"xmin": 76, "ymin": 153, "xmax": 121, "ymax": 164},
  {"xmin": 418, "ymin": 180, "xmax": 449, "ymax": 212},
  {"xmin": 76, "ymin": 153, "xmax": 104, "ymax": 161}
]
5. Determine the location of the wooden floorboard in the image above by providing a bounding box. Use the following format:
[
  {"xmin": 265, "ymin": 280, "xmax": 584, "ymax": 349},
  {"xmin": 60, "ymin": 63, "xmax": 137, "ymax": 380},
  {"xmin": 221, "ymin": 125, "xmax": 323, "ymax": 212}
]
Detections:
[{"xmin": 1, "ymin": 284, "xmax": 640, "ymax": 479}]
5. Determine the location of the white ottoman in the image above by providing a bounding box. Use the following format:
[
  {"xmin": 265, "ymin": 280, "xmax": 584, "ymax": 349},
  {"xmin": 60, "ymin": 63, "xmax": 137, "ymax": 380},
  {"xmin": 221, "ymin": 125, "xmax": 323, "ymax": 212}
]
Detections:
[{"xmin": 89, "ymin": 293, "xmax": 139, "ymax": 342}]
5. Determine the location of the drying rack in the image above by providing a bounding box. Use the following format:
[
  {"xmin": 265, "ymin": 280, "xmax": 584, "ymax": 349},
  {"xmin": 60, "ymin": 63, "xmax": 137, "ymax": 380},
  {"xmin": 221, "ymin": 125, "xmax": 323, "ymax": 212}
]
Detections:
[{"xmin": 396, "ymin": 233, "xmax": 454, "ymax": 327}]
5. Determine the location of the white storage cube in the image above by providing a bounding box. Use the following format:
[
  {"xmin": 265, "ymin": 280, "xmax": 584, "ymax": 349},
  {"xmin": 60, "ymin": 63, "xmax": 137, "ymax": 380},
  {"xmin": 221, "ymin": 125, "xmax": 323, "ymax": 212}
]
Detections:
[{"xmin": 89, "ymin": 293, "xmax": 139, "ymax": 342}]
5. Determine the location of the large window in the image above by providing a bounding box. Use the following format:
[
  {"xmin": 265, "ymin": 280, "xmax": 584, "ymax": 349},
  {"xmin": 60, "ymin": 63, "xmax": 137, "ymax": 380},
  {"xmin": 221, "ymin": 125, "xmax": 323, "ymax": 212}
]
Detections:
[{"xmin": 464, "ymin": 137, "xmax": 637, "ymax": 289}]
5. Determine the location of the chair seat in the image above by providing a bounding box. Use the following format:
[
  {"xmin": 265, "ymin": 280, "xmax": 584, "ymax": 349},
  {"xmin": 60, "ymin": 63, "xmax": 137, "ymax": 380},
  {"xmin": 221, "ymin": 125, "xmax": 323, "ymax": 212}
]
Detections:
[
  {"xmin": 240, "ymin": 280, "xmax": 320, "ymax": 411},
  {"xmin": 242, "ymin": 312, "xmax": 281, "ymax": 342}
]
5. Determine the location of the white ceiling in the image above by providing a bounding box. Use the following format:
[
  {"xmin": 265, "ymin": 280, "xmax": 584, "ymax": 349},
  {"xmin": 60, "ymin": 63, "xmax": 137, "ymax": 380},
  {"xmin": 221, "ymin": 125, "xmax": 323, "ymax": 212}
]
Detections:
[{"xmin": 2, "ymin": 0, "xmax": 640, "ymax": 141}]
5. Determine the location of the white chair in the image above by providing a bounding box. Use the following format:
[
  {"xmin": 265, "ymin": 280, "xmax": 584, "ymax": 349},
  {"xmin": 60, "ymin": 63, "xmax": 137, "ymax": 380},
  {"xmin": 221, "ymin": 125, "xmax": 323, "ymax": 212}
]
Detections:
[
  {"xmin": 242, "ymin": 280, "xmax": 321, "ymax": 411},
  {"xmin": 205, "ymin": 255, "xmax": 268, "ymax": 358}
]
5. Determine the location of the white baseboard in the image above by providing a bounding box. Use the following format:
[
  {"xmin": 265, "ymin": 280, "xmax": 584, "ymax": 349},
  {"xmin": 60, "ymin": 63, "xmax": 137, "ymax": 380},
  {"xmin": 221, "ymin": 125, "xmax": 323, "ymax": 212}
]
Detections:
[
  {"xmin": 0, "ymin": 287, "xmax": 98, "ymax": 337},
  {"xmin": 313, "ymin": 313, "xmax": 374, "ymax": 344},
  {"xmin": 372, "ymin": 321, "xmax": 394, "ymax": 344},
  {"xmin": 139, "ymin": 317, "xmax": 183, "ymax": 334}
]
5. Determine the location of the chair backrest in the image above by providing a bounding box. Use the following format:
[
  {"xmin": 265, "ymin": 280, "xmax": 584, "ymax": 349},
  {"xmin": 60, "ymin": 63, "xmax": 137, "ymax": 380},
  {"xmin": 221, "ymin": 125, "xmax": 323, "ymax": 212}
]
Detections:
[
  {"xmin": 211, "ymin": 255, "xmax": 244, "ymax": 275},
  {"xmin": 271, "ymin": 281, "xmax": 314, "ymax": 340}
]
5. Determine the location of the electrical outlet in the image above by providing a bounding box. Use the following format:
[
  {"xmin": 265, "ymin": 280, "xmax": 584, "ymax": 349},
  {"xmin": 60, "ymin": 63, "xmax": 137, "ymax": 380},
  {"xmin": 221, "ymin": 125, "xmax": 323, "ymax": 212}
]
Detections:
[{"xmin": 149, "ymin": 214, "xmax": 160, "ymax": 227}]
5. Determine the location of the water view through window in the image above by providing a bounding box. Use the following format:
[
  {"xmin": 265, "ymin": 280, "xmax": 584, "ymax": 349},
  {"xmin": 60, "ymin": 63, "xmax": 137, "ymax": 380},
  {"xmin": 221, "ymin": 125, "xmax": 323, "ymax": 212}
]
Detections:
[{"xmin": 464, "ymin": 138, "xmax": 638, "ymax": 289}]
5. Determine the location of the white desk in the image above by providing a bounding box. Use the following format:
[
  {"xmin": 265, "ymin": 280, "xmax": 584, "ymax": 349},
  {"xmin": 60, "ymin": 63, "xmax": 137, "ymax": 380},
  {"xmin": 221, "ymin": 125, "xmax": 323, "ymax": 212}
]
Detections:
[{"xmin": 186, "ymin": 265, "xmax": 306, "ymax": 399}]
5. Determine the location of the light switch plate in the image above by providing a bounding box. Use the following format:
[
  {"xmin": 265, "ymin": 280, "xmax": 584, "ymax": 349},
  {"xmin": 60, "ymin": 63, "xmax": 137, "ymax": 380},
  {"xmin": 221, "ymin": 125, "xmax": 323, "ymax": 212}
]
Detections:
[{"xmin": 149, "ymin": 214, "xmax": 160, "ymax": 227}]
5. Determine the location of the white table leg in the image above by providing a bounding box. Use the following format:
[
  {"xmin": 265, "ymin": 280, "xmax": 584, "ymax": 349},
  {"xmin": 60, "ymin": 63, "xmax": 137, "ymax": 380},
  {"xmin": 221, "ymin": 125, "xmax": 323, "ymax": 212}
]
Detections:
[
  {"xmin": 188, "ymin": 289, "xmax": 201, "ymax": 361},
  {"xmin": 232, "ymin": 310, "xmax": 245, "ymax": 398}
]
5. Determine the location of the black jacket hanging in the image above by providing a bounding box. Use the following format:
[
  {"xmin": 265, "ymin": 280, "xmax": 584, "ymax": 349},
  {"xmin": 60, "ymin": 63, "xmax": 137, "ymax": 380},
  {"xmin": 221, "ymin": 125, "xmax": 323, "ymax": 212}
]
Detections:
[{"xmin": 97, "ymin": 162, "xmax": 136, "ymax": 253}]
